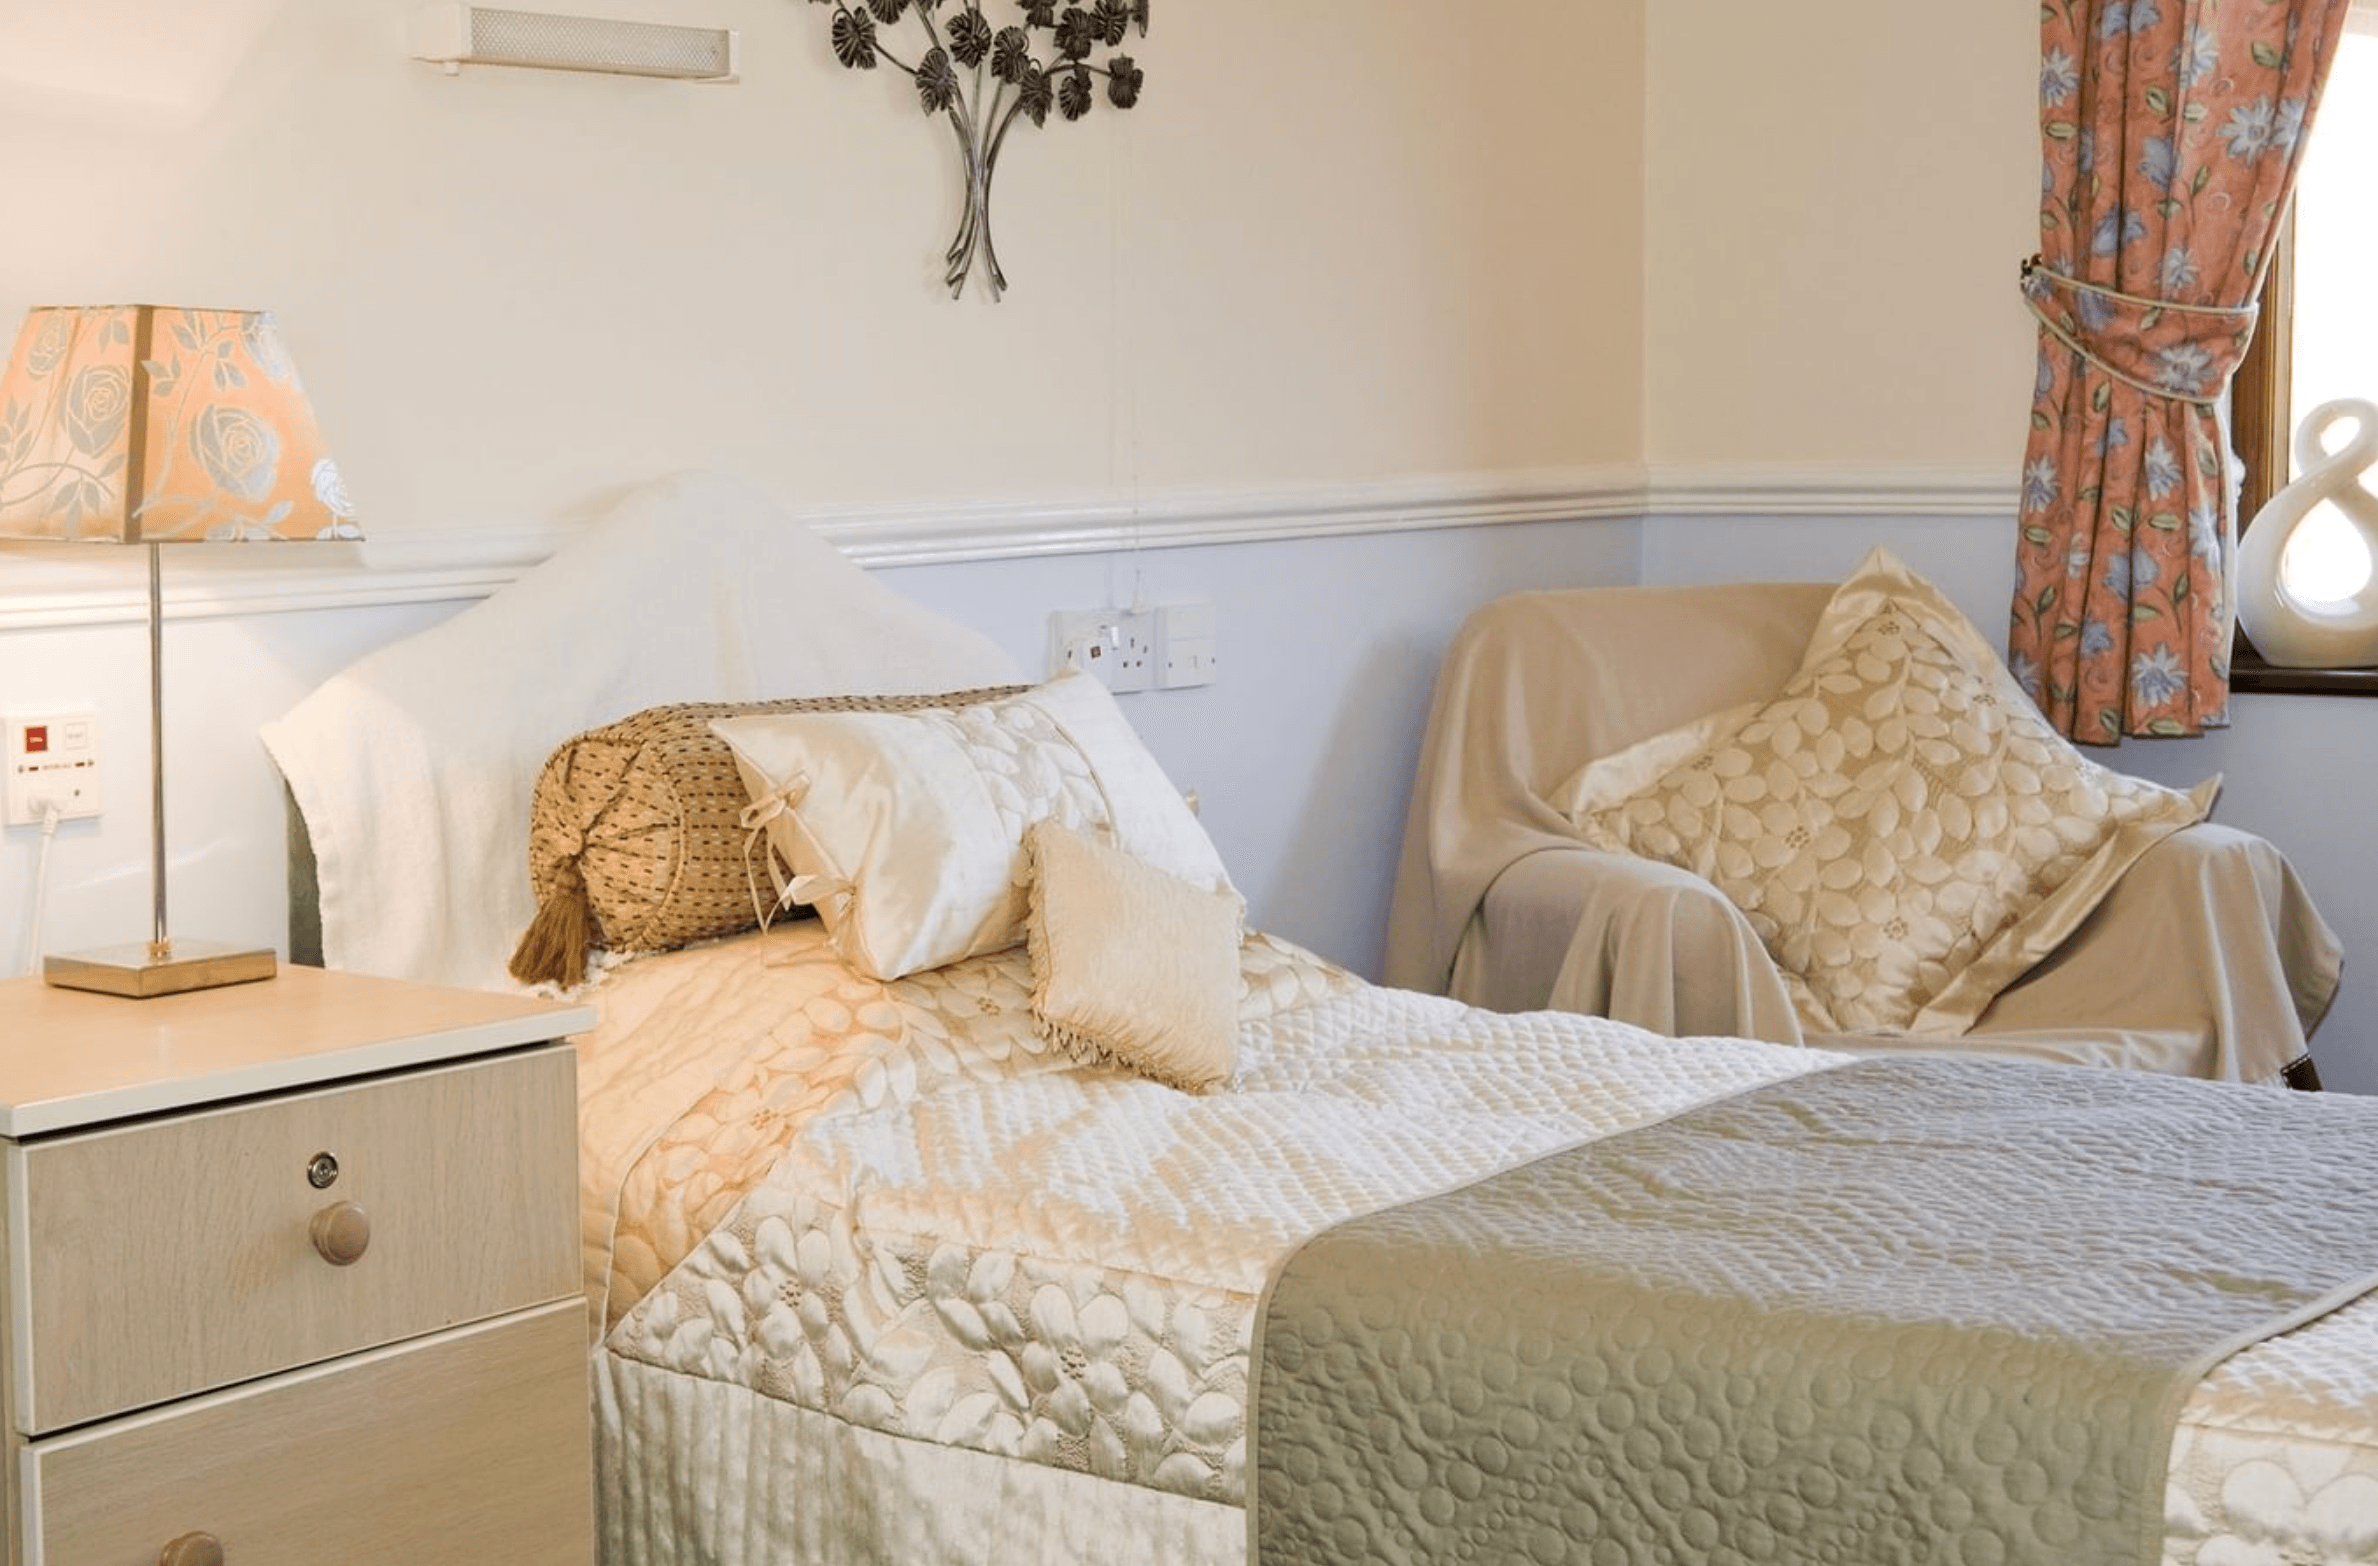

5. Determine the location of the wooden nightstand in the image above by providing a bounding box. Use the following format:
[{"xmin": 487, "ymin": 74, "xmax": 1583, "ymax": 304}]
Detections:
[{"xmin": 0, "ymin": 966, "xmax": 598, "ymax": 1566}]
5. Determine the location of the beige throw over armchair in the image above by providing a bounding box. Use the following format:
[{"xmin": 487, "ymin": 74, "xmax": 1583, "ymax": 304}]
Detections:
[{"xmin": 1382, "ymin": 580, "xmax": 2341, "ymax": 1086}]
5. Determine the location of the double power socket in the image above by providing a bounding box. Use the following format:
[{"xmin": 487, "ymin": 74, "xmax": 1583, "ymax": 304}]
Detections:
[{"xmin": 1048, "ymin": 603, "xmax": 1218, "ymax": 693}]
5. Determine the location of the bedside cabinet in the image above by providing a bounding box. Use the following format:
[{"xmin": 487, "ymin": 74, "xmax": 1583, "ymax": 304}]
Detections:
[{"xmin": 0, "ymin": 966, "xmax": 599, "ymax": 1566}]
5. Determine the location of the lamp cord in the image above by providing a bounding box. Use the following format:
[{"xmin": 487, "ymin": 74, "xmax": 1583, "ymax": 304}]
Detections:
[{"xmin": 23, "ymin": 799, "xmax": 63, "ymax": 977}]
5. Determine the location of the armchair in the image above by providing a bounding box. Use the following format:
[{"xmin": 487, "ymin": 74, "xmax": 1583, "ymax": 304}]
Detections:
[{"xmin": 1381, "ymin": 579, "xmax": 2341, "ymax": 1086}]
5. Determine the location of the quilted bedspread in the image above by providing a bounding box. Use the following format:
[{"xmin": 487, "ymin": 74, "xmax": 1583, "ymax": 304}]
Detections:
[
  {"xmin": 1252, "ymin": 1057, "xmax": 2378, "ymax": 1566},
  {"xmin": 573, "ymin": 924, "xmax": 2378, "ymax": 1564}
]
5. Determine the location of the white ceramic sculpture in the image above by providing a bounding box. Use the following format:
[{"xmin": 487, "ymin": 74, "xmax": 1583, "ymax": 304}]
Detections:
[{"xmin": 2235, "ymin": 398, "xmax": 2378, "ymax": 668}]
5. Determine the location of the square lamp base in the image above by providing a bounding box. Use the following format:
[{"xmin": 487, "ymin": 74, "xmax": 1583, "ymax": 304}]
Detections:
[{"xmin": 43, "ymin": 939, "xmax": 278, "ymax": 1000}]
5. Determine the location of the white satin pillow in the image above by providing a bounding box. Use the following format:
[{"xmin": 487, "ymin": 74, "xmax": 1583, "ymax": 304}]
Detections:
[{"xmin": 713, "ymin": 671, "xmax": 1232, "ymax": 981}]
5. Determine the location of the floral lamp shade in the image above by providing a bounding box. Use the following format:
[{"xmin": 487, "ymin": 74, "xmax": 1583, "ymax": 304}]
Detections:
[
  {"xmin": 0, "ymin": 304, "xmax": 359, "ymax": 545},
  {"xmin": 0, "ymin": 304, "xmax": 359, "ymax": 998}
]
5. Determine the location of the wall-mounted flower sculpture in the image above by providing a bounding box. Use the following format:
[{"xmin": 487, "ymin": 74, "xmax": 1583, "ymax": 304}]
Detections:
[{"xmin": 804, "ymin": 0, "xmax": 1147, "ymax": 300}]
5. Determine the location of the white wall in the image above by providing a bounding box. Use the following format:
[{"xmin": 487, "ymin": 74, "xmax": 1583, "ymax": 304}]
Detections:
[
  {"xmin": 0, "ymin": 0, "xmax": 1648, "ymax": 988},
  {"xmin": 1642, "ymin": 1, "xmax": 2040, "ymax": 469},
  {"xmin": 0, "ymin": 0, "xmax": 1641, "ymax": 524}
]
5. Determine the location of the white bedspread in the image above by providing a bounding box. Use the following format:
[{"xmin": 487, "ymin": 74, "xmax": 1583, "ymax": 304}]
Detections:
[{"xmin": 577, "ymin": 927, "xmax": 2378, "ymax": 1565}]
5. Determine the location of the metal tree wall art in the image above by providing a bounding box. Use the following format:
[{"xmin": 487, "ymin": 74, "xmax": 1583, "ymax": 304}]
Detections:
[{"xmin": 806, "ymin": 0, "xmax": 1148, "ymax": 300}]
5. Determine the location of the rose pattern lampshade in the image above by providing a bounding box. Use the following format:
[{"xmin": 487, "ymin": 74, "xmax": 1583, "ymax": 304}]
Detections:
[
  {"xmin": 0, "ymin": 305, "xmax": 358, "ymax": 544},
  {"xmin": 0, "ymin": 304, "xmax": 361, "ymax": 996}
]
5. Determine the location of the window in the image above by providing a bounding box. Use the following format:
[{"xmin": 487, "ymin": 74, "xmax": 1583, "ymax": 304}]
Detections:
[{"xmin": 2232, "ymin": 8, "xmax": 2378, "ymax": 691}]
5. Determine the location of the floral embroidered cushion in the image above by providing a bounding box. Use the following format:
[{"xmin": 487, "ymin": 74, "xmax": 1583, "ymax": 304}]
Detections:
[{"xmin": 1552, "ymin": 548, "xmax": 2217, "ymax": 1036}]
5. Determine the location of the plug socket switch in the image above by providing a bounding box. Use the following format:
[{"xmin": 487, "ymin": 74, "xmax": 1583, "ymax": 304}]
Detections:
[
  {"xmin": 6, "ymin": 712, "xmax": 103, "ymax": 825},
  {"xmin": 1157, "ymin": 602, "xmax": 1218, "ymax": 689}
]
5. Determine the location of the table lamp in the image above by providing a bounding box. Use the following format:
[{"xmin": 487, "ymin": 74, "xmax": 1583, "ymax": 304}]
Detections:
[{"xmin": 0, "ymin": 304, "xmax": 361, "ymax": 997}]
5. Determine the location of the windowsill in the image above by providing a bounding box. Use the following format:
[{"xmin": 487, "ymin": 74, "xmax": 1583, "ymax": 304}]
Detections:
[{"xmin": 2231, "ymin": 643, "xmax": 2378, "ymax": 696}]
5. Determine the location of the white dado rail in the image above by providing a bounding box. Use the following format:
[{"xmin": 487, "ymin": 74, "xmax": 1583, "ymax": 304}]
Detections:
[{"xmin": 0, "ymin": 464, "xmax": 2023, "ymax": 631}]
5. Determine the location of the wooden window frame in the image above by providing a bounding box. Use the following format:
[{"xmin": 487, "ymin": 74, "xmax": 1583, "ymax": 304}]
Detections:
[{"xmin": 2230, "ymin": 211, "xmax": 2378, "ymax": 694}]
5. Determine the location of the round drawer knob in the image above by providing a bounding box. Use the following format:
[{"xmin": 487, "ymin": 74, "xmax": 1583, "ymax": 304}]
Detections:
[
  {"xmin": 159, "ymin": 1532, "xmax": 224, "ymax": 1566},
  {"xmin": 309, "ymin": 1200, "xmax": 371, "ymax": 1266}
]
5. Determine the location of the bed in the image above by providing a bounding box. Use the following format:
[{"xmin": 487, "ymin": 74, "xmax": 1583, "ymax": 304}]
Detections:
[{"xmin": 263, "ymin": 473, "xmax": 2378, "ymax": 1566}]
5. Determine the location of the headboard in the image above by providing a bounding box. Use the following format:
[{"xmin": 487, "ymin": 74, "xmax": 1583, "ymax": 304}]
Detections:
[
  {"xmin": 259, "ymin": 470, "xmax": 1023, "ymax": 990},
  {"xmin": 286, "ymin": 787, "xmax": 322, "ymax": 967}
]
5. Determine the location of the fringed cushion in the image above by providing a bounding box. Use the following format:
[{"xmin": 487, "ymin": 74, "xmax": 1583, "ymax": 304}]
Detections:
[
  {"xmin": 1024, "ymin": 820, "xmax": 1245, "ymax": 1092},
  {"xmin": 509, "ymin": 685, "xmax": 1026, "ymax": 987}
]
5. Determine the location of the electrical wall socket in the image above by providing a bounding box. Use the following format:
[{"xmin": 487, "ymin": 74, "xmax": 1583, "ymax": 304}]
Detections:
[
  {"xmin": 1050, "ymin": 601, "xmax": 1218, "ymax": 693},
  {"xmin": 1157, "ymin": 601, "xmax": 1218, "ymax": 689},
  {"xmin": 5, "ymin": 712, "xmax": 103, "ymax": 825},
  {"xmin": 1049, "ymin": 609, "xmax": 1156, "ymax": 693}
]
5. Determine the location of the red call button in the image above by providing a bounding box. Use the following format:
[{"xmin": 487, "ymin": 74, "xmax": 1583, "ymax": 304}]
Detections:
[{"xmin": 24, "ymin": 725, "xmax": 47, "ymax": 753}]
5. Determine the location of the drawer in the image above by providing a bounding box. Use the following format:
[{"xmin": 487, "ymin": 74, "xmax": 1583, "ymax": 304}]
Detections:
[
  {"xmin": 23, "ymin": 1298, "xmax": 592, "ymax": 1566},
  {"xmin": 8, "ymin": 1045, "xmax": 577, "ymax": 1434}
]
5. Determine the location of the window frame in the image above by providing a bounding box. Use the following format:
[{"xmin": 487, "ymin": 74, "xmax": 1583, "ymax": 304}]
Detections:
[{"xmin": 2228, "ymin": 23, "xmax": 2378, "ymax": 697}]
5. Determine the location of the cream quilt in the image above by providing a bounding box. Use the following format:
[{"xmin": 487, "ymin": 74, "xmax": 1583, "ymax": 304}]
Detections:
[{"xmin": 575, "ymin": 925, "xmax": 2378, "ymax": 1564}]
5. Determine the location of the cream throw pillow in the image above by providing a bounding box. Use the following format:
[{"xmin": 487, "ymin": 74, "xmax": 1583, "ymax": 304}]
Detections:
[
  {"xmin": 1552, "ymin": 548, "xmax": 2218, "ymax": 1037},
  {"xmin": 712, "ymin": 671, "xmax": 1233, "ymax": 982},
  {"xmin": 1025, "ymin": 821, "xmax": 1244, "ymax": 1091}
]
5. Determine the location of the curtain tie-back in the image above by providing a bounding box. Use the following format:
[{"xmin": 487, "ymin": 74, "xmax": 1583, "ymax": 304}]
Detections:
[{"xmin": 2019, "ymin": 257, "xmax": 2257, "ymax": 408}]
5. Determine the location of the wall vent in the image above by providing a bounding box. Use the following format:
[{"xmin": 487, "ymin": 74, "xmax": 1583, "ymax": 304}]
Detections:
[{"xmin": 409, "ymin": 5, "xmax": 739, "ymax": 81}]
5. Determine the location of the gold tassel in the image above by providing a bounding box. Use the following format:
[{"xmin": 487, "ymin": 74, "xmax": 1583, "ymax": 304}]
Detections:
[{"xmin": 508, "ymin": 857, "xmax": 595, "ymax": 988}]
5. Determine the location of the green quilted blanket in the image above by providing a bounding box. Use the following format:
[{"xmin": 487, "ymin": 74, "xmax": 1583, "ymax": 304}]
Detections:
[{"xmin": 1251, "ymin": 1057, "xmax": 2378, "ymax": 1566}]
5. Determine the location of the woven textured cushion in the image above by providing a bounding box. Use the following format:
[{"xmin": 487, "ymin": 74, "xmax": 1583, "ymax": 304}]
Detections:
[
  {"xmin": 712, "ymin": 670, "xmax": 1234, "ymax": 982},
  {"xmin": 1024, "ymin": 821, "xmax": 1246, "ymax": 1092},
  {"xmin": 511, "ymin": 685, "xmax": 1025, "ymax": 985},
  {"xmin": 1553, "ymin": 548, "xmax": 2217, "ymax": 1036}
]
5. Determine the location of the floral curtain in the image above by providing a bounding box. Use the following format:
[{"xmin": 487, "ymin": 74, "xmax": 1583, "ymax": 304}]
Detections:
[{"xmin": 2010, "ymin": 0, "xmax": 2352, "ymax": 744}]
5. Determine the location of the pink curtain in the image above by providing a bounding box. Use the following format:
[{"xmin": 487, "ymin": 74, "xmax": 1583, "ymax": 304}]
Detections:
[{"xmin": 2010, "ymin": 0, "xmax": 2352, "ymax": 744}]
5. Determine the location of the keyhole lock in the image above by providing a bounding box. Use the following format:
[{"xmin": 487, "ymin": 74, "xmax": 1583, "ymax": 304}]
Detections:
[{"xmin": 306, "ymin": 1151, "xmax": 341, "ymax": 1190}]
